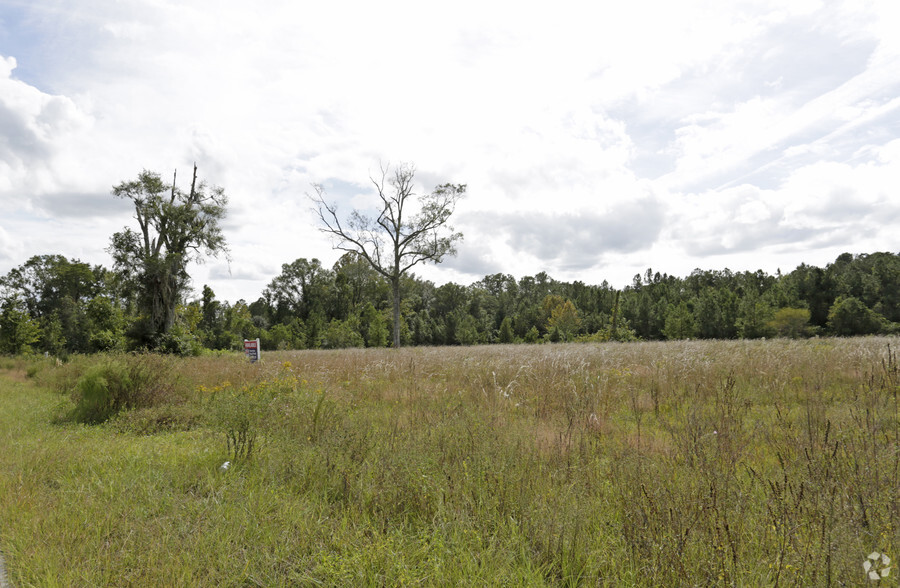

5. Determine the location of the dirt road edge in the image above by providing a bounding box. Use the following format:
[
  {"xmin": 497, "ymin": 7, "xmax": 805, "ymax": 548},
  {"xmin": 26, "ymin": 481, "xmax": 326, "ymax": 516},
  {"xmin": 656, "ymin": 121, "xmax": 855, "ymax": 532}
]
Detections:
[{"xmin": 0, "ymin": 548, "xmax": 9, "ymax": 587}]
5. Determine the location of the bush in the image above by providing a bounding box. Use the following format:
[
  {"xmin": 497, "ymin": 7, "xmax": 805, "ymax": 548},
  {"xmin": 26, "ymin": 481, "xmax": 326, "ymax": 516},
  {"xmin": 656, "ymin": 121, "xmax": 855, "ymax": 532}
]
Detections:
[
  {"xmin": 72, "ymin": 360, "xmax": 135, "ymax": 423},
  {"xmin": 768, "ymin": 307, "xmax": 810, "ymax": 338},
  {"xmin": 69, "ymin": 354, "xmax": 183, "ymax": 424},
  {"xmin": 524, "ymin": 326, "xmax": 541, "ymax": 344},
  {"xmin": 575, "ymin": 325, "xmax": 639, "ymax": 343}
]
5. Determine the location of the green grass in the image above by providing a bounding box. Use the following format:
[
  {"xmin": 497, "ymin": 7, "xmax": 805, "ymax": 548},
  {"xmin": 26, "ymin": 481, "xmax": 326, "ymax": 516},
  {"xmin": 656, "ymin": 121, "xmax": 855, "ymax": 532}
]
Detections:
[{"xmin": 1, "ymin": 338, "xmax": 899, "ymax": 586}]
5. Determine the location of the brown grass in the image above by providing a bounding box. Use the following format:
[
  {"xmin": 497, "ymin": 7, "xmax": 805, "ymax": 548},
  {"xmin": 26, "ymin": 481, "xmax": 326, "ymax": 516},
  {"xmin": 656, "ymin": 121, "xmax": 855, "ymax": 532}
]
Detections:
[{"xmin": 6, "ymin": 336, "xmax": 897, "ymax": 585}]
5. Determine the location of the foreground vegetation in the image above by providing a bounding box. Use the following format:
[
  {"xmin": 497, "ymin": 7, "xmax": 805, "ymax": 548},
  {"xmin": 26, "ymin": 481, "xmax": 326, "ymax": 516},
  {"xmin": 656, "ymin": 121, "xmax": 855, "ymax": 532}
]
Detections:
[{"xmin": 1, "ymin": 337, "xmax": 899, "ymax": 585}]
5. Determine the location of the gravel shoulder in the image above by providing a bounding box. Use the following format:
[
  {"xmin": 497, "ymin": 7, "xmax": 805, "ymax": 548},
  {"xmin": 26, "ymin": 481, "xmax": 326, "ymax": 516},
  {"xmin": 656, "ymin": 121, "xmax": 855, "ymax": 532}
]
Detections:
[{"xmin": 0, "ymin": 549, "xmax": 8, "ymax": 588}]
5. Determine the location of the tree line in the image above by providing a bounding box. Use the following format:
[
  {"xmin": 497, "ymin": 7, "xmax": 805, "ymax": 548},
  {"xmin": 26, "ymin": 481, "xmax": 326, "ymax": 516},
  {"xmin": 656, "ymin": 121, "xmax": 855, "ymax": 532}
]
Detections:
[
  {"xmin": 1, "ymin": 164, "xmax": 898, "ymax": 355},
  {"xmin": 2, "ymin": 248, "xmax": 899, "ymax": 355}
]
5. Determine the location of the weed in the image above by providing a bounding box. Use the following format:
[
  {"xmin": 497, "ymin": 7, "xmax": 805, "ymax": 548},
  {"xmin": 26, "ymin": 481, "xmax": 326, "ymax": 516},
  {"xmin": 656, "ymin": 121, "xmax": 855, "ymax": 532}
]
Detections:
[{"xmin": 1, "ymin": 337, "xmax": 900, "ymax": 585}]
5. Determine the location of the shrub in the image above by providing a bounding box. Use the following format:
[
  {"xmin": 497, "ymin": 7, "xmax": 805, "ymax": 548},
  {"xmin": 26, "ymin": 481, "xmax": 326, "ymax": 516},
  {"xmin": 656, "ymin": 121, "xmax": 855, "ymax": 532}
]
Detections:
[
  {"xmin": 69, "ymin": 354, "xmax": 183, "ymax": 424},
  {"xmin": 768, "ymin": 307, "xmax": 811, "ymax": 338},
  {"xmin": 72, "ymin": 360, "xmax": 135, "ymax": 423},
  {"xmin": 524, "ymin": 326, "xmax": 541, "ymax": 343}
]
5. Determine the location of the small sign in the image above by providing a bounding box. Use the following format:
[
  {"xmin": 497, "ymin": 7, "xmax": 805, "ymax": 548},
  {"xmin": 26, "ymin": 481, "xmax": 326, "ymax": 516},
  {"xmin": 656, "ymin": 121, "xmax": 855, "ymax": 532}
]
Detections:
[{"xmin": 243, "ymin": 338, "xmax": 260, "ymax": 363}]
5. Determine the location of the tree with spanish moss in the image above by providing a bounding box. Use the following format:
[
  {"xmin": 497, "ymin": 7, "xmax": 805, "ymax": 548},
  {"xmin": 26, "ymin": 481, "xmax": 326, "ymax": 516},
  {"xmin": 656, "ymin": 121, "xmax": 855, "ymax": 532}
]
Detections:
[{"xmin": 109, "ymin": 165, "xmax": 228, "ymax": 349}]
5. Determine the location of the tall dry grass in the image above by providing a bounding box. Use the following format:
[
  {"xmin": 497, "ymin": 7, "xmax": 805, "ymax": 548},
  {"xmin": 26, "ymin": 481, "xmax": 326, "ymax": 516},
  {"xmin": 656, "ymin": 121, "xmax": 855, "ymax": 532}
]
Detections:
[{"xmin": 1, "ymin": 337, "xmax": 897, "ymax": 585}]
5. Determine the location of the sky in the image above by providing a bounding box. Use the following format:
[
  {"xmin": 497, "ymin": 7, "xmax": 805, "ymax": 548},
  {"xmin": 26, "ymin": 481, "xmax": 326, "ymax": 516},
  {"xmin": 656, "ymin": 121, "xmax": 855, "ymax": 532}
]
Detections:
[{"xmin": 1, "ymin": 0, "xmax": 899, "ymax": 304}]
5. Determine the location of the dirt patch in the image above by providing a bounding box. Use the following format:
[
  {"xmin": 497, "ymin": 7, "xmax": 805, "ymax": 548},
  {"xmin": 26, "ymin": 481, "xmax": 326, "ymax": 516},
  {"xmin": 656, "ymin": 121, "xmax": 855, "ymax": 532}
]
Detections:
[{"xmin": 1, "ymin": 369, "xmax": 29, "ymax": 384}]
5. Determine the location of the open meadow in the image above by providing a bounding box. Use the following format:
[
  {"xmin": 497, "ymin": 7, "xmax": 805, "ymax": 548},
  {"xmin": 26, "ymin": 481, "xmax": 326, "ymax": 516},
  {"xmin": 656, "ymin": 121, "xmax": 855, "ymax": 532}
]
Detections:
[{"xmin": 1, "ymin": 337, "xmax": 899, "ymax": 586}]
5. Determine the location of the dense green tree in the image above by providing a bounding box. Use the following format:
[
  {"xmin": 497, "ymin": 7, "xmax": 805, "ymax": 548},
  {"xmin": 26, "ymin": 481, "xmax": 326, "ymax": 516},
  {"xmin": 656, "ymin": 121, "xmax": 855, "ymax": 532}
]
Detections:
[
  {"xmin": 84, "ymin": 296, "xmax": 127, "ymax": 352},
  {"xmin": 869, "ymin": 252, "xmax": 900, "ymax": 321},
  {"xmin": 784, "ymin": 264, "xmax": 834, "ymax": 328},
  {"xmin": 0, "ymin": 297, "xmax": 41, "ymax": 354},
  {"xmin": 222, "ymin": 300, "xmax": 256, "ymax": 347},
  {"xmin": 319, "ymin": 318, "xmax": 365, "ymax": 349},
  {"xmin": 477, "ymin": 273, "xmax": 518, "ymax": 329},
  {"xmin": 262, "ymin": 323, "xmax": 290, "ymax": 350},
  {"xmin": 359, "ymin": 302, "xmax": 389, "ymax": 348},
  {"xmin": 39, "ymin": 312, "xmax": 67, "ymax": 355},
  {"xmin": 498, "ymin": 316, "xmax": 515, "ymax": 343},
  {"xmin": 547, "ymin": 299, "xmax": 581, "ymax": 342},
  {"xmin": 663, "ymin": 301, "xmax": 696, "ymax": 340},
  {"xmin": 430, "ymin": 283, "xmax": 468, "ymax": 345},
  {"xmin": 0, "ymin": 254, "xmax": 114, "ymax": 353},
  {"xmin": 466, "ymin": 286, "xmax": 497, "ymax": 341},
  {"xmin": 4, "ymin": 247, "xmax": 900, "ymax": 355},
  {"xmin": 0, "ymin": 254, "xmax": 101, "ymax": 317},
  {"xmin": 828, "ymin": 252, "xmax": 900, "ymax": 322},
  {"xmin": 693, "ymin": 287, "xmax": 738, "ymax": 339},
  {"xmin": 264, "ymin": 258, "xmax": 334, "ymax": 324},
  {"xmin": 736, "ymin": 290, "xmax": 774, "ymax": 339},
  {"xmin": 332, "ymin": 253, "xmax": 390, "ymax": 316},
  {"xmin": 827, "ymin": 296, "xmax": 885, "ymax": 336},
  {"xmin": 455, "ymin": 312, "xmax": 480, "ymax": 345}
]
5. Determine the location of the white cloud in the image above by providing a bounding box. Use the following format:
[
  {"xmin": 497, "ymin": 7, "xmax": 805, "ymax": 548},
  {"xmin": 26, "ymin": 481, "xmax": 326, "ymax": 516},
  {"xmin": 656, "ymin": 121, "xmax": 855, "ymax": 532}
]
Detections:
[
  {"xmin": 0, "ymin": 223, "xmax": 20, "ymax": 267},
  {"xmin": 0, "ymin": 0, "xmax": 898, "ymax": 299},
  {"xmin": 665, "ymin": 138, "xmax": 900, "ymax": 266},
  {"xmin": 0, "ymin": 55, "xmax": 95, "ymax": 200}
]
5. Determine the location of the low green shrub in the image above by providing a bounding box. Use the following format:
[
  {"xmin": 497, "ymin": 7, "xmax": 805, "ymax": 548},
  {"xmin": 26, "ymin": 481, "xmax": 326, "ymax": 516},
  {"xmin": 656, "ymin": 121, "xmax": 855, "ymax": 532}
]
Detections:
[
  {"xmin": 72, "ymin": 359, "xmax": 135, "ymax": 423},
  {"xmin": 68, "ymin": 354, "xmax": 184, "ymax": 424}
]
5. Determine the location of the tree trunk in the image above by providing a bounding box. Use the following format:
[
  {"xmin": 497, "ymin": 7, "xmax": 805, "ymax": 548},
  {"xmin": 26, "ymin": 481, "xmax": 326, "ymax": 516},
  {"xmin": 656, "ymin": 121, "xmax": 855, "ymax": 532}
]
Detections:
[
  {"xmin": 612, "ymin": 290, "xmax": 620, "ymax": 340},
  {"xmin": 391, "ymin": 275, "xmax": 401, "ymax": 348},
  {"xmin": 148, "ymin": 264, "xmax": 178, "ymax": 340}
]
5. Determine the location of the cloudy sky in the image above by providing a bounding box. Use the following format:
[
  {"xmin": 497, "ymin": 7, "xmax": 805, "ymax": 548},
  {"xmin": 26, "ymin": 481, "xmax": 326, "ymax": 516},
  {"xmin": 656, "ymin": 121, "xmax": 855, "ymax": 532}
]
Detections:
[{"xmin": 1, "ymin": 0, "xmax": 899, "ymax": 303}]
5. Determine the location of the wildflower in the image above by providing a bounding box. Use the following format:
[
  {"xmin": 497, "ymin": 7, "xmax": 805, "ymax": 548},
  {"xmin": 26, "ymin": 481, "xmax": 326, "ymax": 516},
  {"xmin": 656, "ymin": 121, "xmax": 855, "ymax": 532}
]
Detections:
[
  {"xmin": 220, "ymin": 461, "xmax": 231, "ymax": 471},
  {"xmin": 864, "ymin": 551, "xmax": 891, "ymax": 580}
]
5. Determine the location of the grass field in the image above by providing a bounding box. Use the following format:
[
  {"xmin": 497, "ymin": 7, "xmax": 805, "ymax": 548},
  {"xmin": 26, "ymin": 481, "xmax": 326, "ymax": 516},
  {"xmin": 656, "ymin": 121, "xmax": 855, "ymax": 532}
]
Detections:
[{"xmin": 0, "ymin": 337, "xmax": 898, "ymax": 586}]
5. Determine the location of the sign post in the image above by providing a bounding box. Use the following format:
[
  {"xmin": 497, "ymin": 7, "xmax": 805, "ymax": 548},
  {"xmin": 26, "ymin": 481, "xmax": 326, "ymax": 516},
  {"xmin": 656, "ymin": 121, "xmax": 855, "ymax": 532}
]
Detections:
[{"xmin": 243, "ymin": 338, "xmax": 260, "ymax": 363}]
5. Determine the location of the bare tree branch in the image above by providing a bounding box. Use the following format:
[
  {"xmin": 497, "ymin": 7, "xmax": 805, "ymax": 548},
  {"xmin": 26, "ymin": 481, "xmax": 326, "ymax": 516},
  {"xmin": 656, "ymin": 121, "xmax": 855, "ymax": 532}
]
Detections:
[{"xmin": 309, "ymin": 162, "xmax": 465, "ymax": 347}]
